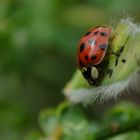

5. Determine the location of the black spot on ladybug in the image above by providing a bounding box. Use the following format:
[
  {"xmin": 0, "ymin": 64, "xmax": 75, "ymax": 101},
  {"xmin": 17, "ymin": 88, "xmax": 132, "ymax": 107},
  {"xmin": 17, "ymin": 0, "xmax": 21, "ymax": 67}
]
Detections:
[
  {"xmin": 91, "ymin": 55, "xmax": 97, "ymax": 60},
  {"xmin": 99, "ymin": 44, "xmax": 107, "ymax": 50},
  {"xmin": 107, "ymin": 69, "xmax": 113, "ymax": 78},
  {"xmin": 85, "ymin": 55, "xmax": 88, "ymax": 61},
  {"xmin": 80, "ymin": 43, "xmax": 85, "ymax": 53},
  {"xmin": 84, "ymin": 31, "xmax": 91, "ymax": 36},
  {"xmin": 94, "ymin": 31, "xmax": 99, "ymax": 35},
  {"xmin": 100, "ymin": 32, "xmax": 107, "ymax": 37}
]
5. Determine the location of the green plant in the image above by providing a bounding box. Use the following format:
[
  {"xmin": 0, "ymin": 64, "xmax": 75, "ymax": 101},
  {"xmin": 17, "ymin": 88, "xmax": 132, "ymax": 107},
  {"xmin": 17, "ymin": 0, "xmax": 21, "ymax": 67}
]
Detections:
[
  {"xmin": 64, "ymin": 18, "xmax": 140, "ymax": 105},
  {"xmin": 25, "ymin": 18, "xmax": 140, "ymax": 140}
]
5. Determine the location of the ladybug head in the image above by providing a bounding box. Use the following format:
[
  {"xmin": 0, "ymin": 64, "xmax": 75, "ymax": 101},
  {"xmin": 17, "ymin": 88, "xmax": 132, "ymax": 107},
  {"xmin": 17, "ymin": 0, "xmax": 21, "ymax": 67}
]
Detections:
[{"xmin": 81, "ymin": 66, "xmax": 99, "ymax": 85}]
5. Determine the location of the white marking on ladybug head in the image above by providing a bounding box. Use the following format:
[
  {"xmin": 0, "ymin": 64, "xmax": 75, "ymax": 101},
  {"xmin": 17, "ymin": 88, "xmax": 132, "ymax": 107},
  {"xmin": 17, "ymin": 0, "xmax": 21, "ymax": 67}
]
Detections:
[{"xmin": 91, "ymin": 67, "xmax": 99, "ymax": 79}]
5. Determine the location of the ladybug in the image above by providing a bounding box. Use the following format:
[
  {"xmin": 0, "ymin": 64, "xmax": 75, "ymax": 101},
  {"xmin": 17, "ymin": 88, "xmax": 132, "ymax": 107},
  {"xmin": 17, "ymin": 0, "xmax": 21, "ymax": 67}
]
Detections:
[
  {"xmin": 77, "ymin": 26, "xmax": 129, "ymax": 85},
  {"xmin": 77, "ymin": 26, "xmax": 111, "ymax": 85}
]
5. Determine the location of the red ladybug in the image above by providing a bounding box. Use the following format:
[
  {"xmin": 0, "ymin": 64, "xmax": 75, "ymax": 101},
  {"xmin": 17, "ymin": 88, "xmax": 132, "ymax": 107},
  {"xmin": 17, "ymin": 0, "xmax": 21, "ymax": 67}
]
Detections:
[{"xmin": 77, "ymin": 26, "xmax": 111, "ymax": 85}]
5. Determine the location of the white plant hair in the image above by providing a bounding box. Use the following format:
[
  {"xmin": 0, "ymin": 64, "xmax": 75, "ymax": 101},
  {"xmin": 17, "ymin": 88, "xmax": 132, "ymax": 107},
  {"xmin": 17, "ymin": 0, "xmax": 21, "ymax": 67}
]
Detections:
[
  {"xmin": 121, "ymin": 17, "xmax": 140, "ymax": 36},
  {"xmin": 65, "ymin": 70, "xmax": 140, "ymax": 106}
]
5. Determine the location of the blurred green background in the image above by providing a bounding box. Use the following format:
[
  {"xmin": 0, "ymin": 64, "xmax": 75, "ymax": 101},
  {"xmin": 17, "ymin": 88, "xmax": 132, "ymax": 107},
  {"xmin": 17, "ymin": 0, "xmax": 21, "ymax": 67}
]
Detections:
[{"xmin": 0, "ymin": 0, "xmax": 140, "ymax": 139}]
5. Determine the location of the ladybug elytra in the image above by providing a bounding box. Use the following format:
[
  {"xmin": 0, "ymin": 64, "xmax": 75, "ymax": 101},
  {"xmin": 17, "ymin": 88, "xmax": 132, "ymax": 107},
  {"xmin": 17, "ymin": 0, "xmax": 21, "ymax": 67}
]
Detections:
[{"xmin": 77, "ymin": 26, "xmax": 111, "ymax": 85}]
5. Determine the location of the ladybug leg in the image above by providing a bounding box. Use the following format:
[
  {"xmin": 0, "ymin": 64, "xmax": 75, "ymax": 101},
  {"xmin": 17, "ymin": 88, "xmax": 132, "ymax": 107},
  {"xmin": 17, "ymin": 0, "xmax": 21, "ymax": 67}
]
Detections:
[
  {"xmin": 106, "ymin": 50, "xmax": 120, "ymax": 65},
  {"xmin": 107, "ymin": 69, "xmax": 113, "ymax": 77},
  {"xmin": 111, "ymin": 36, "xmax": 129, "ymax": 66},
  {"xmin": 111, "ymin": 52, "xmax": 119, "ymax": 66}
]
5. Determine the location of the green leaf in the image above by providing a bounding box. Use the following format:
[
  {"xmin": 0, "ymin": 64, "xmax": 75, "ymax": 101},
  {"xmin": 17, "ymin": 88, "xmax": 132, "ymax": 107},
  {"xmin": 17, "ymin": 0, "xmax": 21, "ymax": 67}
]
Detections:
[
  {"xmin": 104, "ymin": 102, "xmax": 140, "ymax": 123},
  {"xmin": 39, "ymin": 108, "xmax": 59, "ymax": 137},
  {"xmin": 58, "ymin": 103, "xmax": 93, "ymax": 140}
]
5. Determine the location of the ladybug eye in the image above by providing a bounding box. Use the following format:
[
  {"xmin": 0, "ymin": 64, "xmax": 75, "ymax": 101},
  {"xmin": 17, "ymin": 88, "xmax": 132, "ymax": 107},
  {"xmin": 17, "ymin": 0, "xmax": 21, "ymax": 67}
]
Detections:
[{"xmin": 91, "ymin": 67, "xmax": 99, "ymax": 79}]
